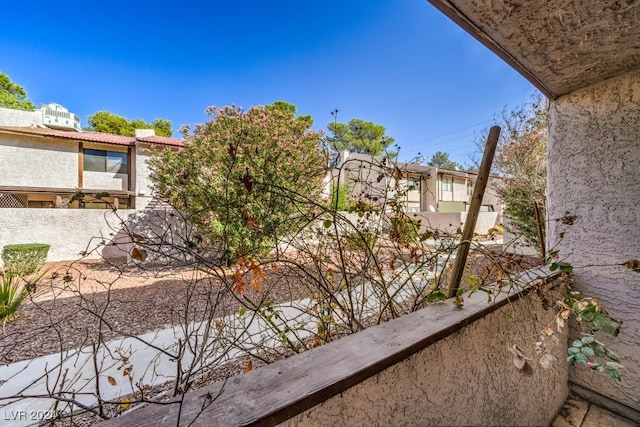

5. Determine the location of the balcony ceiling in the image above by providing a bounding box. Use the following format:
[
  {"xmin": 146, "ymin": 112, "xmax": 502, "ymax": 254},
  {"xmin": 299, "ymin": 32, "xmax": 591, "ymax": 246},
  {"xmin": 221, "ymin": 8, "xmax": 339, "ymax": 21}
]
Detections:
[{"xmin": 428, "ymin": 0, "xmax": 640, "ymax": 99}]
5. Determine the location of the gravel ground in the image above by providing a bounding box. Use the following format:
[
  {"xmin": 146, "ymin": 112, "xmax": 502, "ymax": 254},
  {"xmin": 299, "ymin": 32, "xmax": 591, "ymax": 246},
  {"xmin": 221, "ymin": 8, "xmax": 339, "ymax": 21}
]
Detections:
[{"xmin": 0, "ymin": 260, "xmax": 310, "ymax": 365}]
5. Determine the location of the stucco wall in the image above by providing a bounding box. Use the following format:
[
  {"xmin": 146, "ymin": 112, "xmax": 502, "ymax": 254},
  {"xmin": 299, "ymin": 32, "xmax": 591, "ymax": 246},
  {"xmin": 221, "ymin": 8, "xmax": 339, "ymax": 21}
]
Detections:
[
  {"xmin": 548, "ymin": 69, "xmax": 640, "ymax": 411},
  {"xmin": 134, "ymin": 144, "xmax": 157, "ymax": 210},
  {"xmin": 412, "ymin": 211, "xmax": 498, "ymax": 234},
  {"xmin": 0, "ymin": 135, "xmax": 78, "ymax": 188},
  {"xmin": 83, "ymin": 171, "xmax": 128, "ymax": 191},
  {"xmin": 282, "ymin": 288, "xmax": 567, "ymax": 427},
  {"xmin": 0, "ymin": 208, "xmax": 129, "ymax": 262}
]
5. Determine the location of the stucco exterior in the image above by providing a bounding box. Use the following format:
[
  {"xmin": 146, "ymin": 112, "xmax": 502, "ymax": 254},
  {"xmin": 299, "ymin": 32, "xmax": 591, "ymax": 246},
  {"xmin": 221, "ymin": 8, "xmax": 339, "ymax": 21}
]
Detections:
[
  {"xmin": 0, "ymin": 133, "xmax": 78, "ymax": 188},
  {"xmin": 0, "ymin": 121, "xmax": 183, "ymax": 263},
  {"xmin": 282, "ymin": 288, "xmax": 568, "ymax": 426},
  {"xmin": 548, "ymin": 69, "xmax": 640, "ymax": 411},
  {"xmin": 0, "ymin": 208, "xmax": 128, "ymax": 261}
]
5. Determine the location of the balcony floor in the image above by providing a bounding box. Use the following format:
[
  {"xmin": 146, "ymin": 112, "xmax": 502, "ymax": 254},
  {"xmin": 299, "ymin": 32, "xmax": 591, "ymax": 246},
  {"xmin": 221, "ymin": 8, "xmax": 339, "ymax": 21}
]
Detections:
[{"xmin": 552, "ymin": 394, "xmax": 637, "ymax": 427}]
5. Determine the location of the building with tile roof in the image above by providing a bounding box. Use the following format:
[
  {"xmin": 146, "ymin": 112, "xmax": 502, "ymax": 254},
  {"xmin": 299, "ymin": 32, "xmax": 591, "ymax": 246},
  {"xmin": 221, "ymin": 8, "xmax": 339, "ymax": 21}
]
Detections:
[{"xmin": 0, "ymin": 104, "xmax": 184, "ymax": 261}]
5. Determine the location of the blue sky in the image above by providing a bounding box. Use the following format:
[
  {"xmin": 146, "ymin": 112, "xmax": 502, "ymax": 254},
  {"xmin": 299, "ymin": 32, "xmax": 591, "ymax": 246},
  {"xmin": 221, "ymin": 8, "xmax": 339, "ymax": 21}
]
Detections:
[{"xmin": 0, "ymin": 1, "xmax": 535, "ymax": 167}]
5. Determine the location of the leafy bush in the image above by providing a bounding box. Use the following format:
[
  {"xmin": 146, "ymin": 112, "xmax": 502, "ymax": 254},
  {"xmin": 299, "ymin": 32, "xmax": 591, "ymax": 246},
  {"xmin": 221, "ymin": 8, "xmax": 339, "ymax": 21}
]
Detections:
[
  {"xmin": 390, "ymin": 216, "xmax": 421, "ymax": 244},
  {"xmin": 1, "ymin": 243, "xmax": 50, "ymax": 275},
  {"xmin": 329, "ymin": 183, "xmax": 353, "ymax": 211},
  {"xmin": 345, "ymin": 230, "xmax": 378, "ymax": 251},
  {"xmin": 150, "ymin": 103, "xmax": 327, "ymax": 262}
]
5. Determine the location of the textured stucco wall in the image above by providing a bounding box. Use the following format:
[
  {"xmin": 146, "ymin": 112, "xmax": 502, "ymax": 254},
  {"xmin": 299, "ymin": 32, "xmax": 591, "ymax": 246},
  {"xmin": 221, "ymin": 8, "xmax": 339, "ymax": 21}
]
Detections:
[
  {"xmin": 0, "ymin": 135, "xmax": 78, "ymax": 188},
  {"xmin": 0, "ymin": 208, "xmax": 130, "ymax": 262},
  {"xmin": 412, "ymin": 211, "xmax": 497, "ymax": 234},
  {"xmin": 134, "ymin": 144, "xmax": 157, "ymax": 210},
  {"xmin": 83, "ymin": 171, "xmax": 128, "ymax": 191},
  {"xmin": 282, "ymin": 290, "xmax": 568, "ymax": 427},
  {"xmin": 548, "ymin": 69, "xmax": 640, "ymax": 410}
]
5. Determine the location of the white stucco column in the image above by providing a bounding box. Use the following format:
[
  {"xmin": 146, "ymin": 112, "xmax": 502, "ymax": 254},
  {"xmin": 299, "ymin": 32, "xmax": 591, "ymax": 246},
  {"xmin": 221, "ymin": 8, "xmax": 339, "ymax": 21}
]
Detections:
[{"xmin": 548, "ymin": 70, "xmax": 640, "ymax": 411}]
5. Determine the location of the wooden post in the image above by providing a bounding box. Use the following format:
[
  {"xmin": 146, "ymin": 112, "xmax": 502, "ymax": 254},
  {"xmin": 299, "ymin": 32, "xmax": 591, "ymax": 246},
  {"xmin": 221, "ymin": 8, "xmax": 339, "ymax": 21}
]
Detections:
[
  {"xmin": 446, "ymin": 126, "xmax": 501, "ymax": 298},
  {"xmin": 534, "ymin": 201, "xmax": 546, "ymax": 260}
]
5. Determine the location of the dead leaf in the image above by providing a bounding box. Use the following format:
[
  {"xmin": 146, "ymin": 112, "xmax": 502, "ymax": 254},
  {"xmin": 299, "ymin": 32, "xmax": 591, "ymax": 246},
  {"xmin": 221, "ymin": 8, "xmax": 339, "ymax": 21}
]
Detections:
[
  {"xmin": 247, "ymin": 216, "xmax": 257, "ymax": 230},
  {"xmin": 249, "ymin": 260, "xmax": 266, "ymax": 292},
  {"xmin": 621, "ymin": 260, "xmax": 640, "ymax": 272},
  {"xmin": 242, "ymin": 167, "xmax": 253, "ymax": 194},
  {"xmin": 243, "ymin": 357, "xmax": 253, "ymax": 373},
  {"xmin": 107, "ymin": 376, "xmax": 117, "ymax": 386},
  {"xmin": 232, "ymin": 270, "xmax": 246, "ymax": 295},
  {"xmin": 132, "ymin": 233, "xmax": 145, "ymax": 243},
  {"xmin": 542, "ymin": 327, "xmax": 554, "ymax": 336},
  {"xmin": 215, "ymin": 320, "xmax": 224, "ymax": 333},
  {"xmin": 131, "ymin": 247, "xmax": 147, "ymax": 263},
  {"xmin": 539, "ymin": 352, "xmax": 556, "ymax": 369},
  {"xmin": 120, "ymin": 397, "xmax": 131, "ymax": 411},
  {"xmin": 556, "ymin": 316, "xmax": 565, "ymax": 331},
  {"xmin": 560, "ymin": 309, "xmax": 571, "ymax": 320},
  {"xmin": 508, "ymin": 344, "xmax": 530, "ymax": 370}
]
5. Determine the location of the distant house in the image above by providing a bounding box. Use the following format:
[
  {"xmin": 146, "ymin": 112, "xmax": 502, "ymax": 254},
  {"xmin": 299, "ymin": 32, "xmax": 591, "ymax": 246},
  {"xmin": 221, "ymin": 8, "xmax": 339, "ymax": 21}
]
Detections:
[
  {"xmin": 0, "ymin": 104, "xmax": 183, "ymax": 261},
  {"xmin": 331, "ymin": 151, "xmax": 502, "ymax": 233}
]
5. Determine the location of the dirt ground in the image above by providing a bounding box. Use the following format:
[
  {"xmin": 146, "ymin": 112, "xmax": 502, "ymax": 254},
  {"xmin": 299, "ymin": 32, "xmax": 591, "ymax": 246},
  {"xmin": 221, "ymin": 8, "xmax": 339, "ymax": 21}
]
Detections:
[{"xmin": 0, "ymin": 260, "xmax": 309, "ymax": 364}]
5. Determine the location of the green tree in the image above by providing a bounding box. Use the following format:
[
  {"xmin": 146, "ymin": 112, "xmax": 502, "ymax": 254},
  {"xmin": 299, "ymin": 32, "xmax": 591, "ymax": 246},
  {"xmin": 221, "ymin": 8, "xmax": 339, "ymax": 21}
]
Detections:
[
  {"xmin": 0, "ymin": 73, "xmax": 36, "ymax": 111},
  {"xmin": 427, "ymin": 151, "xmax": 462, "ymax": 169},
  {"xmin": 150, "ymin": 103, "xmax": 327, "ymax": 262},
  {"xmin": 493, "ymin": 92, "xmax": 548, "ymax": 254},
  {"xmin": 327, "ymin": 118, "xmax": 395, "ymax": 157},
  {"xmin": 86, "ymin": 111, "xmax": 173, "ymax": 137}
]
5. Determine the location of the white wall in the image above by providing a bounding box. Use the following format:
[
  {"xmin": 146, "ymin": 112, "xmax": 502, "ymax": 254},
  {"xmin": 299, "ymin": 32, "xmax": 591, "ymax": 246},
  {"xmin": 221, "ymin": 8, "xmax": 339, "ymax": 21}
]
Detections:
[
  {"xmin": 0, "ymin": 208, "xmax": 129, "ymax": 262},
  {"xmin": 412, "ymin": 211, "xmax": 498, "ymax": 235},
  {"xmin": 83, "ymin": 171, "xmax": 128, "ymax": 191},
  {"xmin": 0, "ymin": 135, "xmax": 78, "ymax": 188},
  {"xmin": 548, "ymin": 69, "xmax": 640, "ymax": 411},
  {"xmin": 134, "ymin": 144, "xmax": 157, "ymax": 210}
]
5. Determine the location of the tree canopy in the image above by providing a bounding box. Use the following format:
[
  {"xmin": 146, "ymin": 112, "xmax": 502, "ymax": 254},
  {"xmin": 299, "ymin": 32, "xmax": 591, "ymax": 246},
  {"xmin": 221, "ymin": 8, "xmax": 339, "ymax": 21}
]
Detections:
[
  {"xmin": 427, "ymin": 151, "xmax": 462, "ymax": 170},
  {"xmin": 85, "ymin": 111, "xmax": 173, "ymax": 137},
  {"xmin": 150, "ymin": 102, "xmax": 327, "ymax": 262},
  {"xmin": 0, "ymin": 73, "xmax": 36, "ymax": 111},
  {"xmin": 327, "ymin": 118, "xmax": 395, "ymax": 157},
  {"xmin": 493, "ymin": 92, "xmax": 548, "ymax": 254}
]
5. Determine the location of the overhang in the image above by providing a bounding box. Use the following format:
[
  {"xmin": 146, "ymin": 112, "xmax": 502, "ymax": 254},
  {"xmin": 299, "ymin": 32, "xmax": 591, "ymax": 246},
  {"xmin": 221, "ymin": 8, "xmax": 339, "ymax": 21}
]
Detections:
[{"xmin": 428, "ymin": 1, "xmax": 640, "ymax": 99}]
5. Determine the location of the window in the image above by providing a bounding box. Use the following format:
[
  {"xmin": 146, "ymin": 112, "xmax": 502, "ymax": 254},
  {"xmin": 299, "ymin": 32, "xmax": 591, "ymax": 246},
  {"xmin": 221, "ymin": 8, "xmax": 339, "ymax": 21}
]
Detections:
[
  {"xmin": 442, "ymin": 177, "xmax": 452, "ymax": 192},
  {"xmin": 83, "ymin": 149, "xmax": 127, "ymax": 174},
  {"xmin": 406, "ymin": 178, "xmax": 419, "ymax": 191},
  {"xmin": 467, "ymin": 181, "xmax": 474, "ymax": 196}
]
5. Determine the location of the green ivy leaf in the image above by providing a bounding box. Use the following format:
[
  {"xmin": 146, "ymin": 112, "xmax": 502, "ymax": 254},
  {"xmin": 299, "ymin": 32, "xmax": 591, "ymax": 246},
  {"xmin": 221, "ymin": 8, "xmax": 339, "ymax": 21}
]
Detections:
[
  {"xmin": 605, "ymin": 362, "xmax": 624, "ymax": 370},
  {"xmin": 605, "ymin": 348, "xmax": 621, "ymax": 362},
  {"xmin": 572, "ymin": 340, "xmax": 583, "ymax": 348},
  {"xmin": 566, "ymin": 355, "xmax": 576, "ymax": 366},
  {"xmin": 609, "ymin": 369, "xmax": 622, "ymax": 380},
  {"xmin": 581, "ymin": 347, "xmax": 595, "ymax": 357},
  {"xmin": 568, "ymin": 347, "xmax": 581, "ymax": 355},
  {"xmin": 558, "ymin": 262, "xmax": 574, "ymax": 273},
  {"xmin": 581, "ymin": 335, "xmax": 595, "ymax": 344},
  {"xmin": 238, "ymin": 306, "xmax": 246, "ymax": 317},
  {"xmin": 323, "ymin": 219, "xmax": 332, "ymax": 228},
  {"xmin": 574, "ymin": 352, "xmax": 587, "ymax": 364},
  {"xmin": 592, "ymin": 314, "xmax": 621, "ymax": 336}
]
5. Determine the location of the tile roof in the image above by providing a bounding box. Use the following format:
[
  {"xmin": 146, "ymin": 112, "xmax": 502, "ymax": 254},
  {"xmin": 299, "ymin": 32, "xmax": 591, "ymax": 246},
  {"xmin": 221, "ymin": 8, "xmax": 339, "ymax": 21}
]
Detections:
[
  {"xmin": 137, "ymin": 135, "xmax": 184, "ymax": 147},
  {"xmin": 0, "ymin": 126, "xmax": 183, "ymax": 147}
]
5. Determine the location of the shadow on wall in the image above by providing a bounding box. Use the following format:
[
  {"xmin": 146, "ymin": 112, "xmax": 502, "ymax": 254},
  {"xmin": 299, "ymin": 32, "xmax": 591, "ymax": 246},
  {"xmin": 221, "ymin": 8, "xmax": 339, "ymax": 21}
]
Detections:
[{"xmin": 100, "ymin": 205, "xmax": 223, "ymax": 266}]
